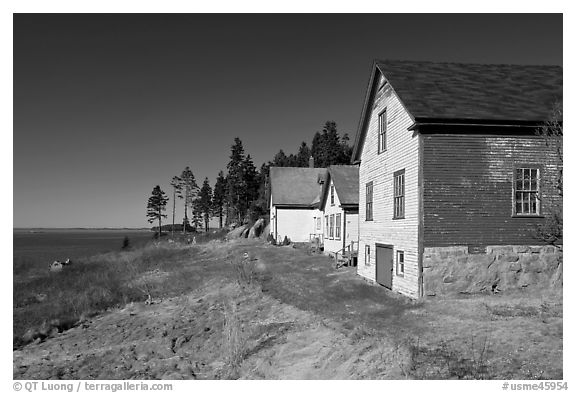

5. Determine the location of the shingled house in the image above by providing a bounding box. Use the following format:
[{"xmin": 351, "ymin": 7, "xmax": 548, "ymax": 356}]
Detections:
[
  {"xmin": 269, "ymin": 166, "xmax": 326, "ymax": 243},
  {"xmin": 352, "ymin": 60, "xmax": 562, "ymax": 298},
  {"xmin": 318, "ymin": 165, "xmax": 359, "ymax": 263}
]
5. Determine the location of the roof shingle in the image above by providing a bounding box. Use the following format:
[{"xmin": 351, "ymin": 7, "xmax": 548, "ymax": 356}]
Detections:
[
  {"xmin": 269, "ymin": 167, "xmax": 326, "ymax": 207},
  {"xmin": 375, "ymin": 59, "xmax": 562, "ymax": 122}
]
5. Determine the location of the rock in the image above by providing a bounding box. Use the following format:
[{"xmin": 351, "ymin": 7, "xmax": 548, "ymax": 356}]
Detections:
[
  {"xmin": 248, "ymin": 218, "xmax": 265, "ymax": 238},
  {"xmin": 227, "ymin": 225, "xmax": 248, "ymax": 239},
  {"xmin": 35, "ymin": 293, "xmax": 48, "ymax": 303}
]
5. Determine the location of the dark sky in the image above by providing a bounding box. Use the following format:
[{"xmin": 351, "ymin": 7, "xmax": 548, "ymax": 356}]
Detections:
[{"xmin": 13, "ymin": 14, "xmax": 562, "ymax": 228}]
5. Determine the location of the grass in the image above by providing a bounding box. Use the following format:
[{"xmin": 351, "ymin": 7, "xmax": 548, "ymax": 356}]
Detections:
[{"xmin": 12, "ymin": 240, "xmax": 215, "ymax": 348}]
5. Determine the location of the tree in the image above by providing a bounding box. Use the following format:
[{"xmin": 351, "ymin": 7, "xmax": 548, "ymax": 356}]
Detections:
[
  {"xmin": 146, "ymin": 185, "xmax": 169, "ymax": 237},
  {"xmin": 535, "ymin": 103, "xmax": 563, "ymax": 244},
  {"xmin": 212, "ymin": 171, "xmax": 227, "ymax": 229},
  {"xmin": 190, "ymin": 200, "xmax": 203, "ymax": 231},
  {"xmin": 198, "ymin": 177, "xmax": 213, "ymax": 231},
  {"xmin": 180, "ymin": 166, "xmax": 199, "ymax": 234},
  {"xmin": 226, "ymin": 138, "xmax": 247, "ymax": 224},
  {"xmin": 169, "ymin": 175, "xmax": 182, "ymax": 237},
  {"xmin": 243, "ymin": 154, "xmax": 260, "ymax": 221},
  {"xmin": 296, "ymin": 141, "xmax": 312, "ymax": 167}
]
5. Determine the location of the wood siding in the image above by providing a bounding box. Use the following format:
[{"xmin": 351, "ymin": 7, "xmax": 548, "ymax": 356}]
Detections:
[
  {"xmin": 356, "ymin": 75, "xmax": 421, "ymax": 298},
  {"xmin": 422, "ymin": 133, "xmax": 562, "ymax": 247},
  {"xmin": 322, "ymin": 178, "xmax": 359, "ymax": 254}
]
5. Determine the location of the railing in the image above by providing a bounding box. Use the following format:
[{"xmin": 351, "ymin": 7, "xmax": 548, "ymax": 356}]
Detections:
[{"xmin": 333, "ymin": 240, "xmax": 358, "ymax": 268}]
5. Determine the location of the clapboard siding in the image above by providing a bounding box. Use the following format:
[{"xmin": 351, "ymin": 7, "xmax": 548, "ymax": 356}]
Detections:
[
  {"xmin": 356, "ymin": 76, "xmax": 420, "ymax": 298},
  {"xmin": 422, "ymin": 133, "xmax": 562, "ymax": 247},
  {"xmin": 322, "ymin": 178, "xmax": 359, "ymax": 254}
]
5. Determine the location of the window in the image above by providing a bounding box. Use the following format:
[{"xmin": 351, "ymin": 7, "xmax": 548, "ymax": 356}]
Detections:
[
  {"xmin": 366, "ymin": 182, "xmax": 373, "ymax": 221},
  {"xmin": 396, "ymin": 251, "xmax": 404, "ymax": 276},
  {"xmin": 335, "ymin": 213, "xmax": 341, "ymax": 240},
  {"xmin": 393, "ymin": 170, "xmax": 405, "ymax": 219},
  {"xmin": 316, "ymin": 217, "xmax": 321, "ymax": 231},
  {"xmin": 330, "ymin": 184, "xmax": 335, "ymax": 206},
  {"xmin": 325, "ymin": 215, "xmax": 329, "ymax": 236},
  {"xmin": 515, "ymin": 167, "xmax": 540, "ymax": 215},
  {"xmin": 329, "ymin": 214, "xmax": 334, "ymax": 239},
  {"xmin": 365, "ymin": 245, "xmax": 371, "ymax": 266},
  {"xmin": 378, "ymin": 109, "xmax": 387, "ymax": 153}
]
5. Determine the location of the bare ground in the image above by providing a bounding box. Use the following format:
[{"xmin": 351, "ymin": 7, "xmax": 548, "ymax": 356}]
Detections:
[{"xmin": 13, "ymin": 239, "xmax": 563, "ymax": 379}]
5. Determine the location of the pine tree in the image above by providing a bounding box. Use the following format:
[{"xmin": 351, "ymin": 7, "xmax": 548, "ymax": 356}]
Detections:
[
  {"xmin": 296, "ymin": 141, "xmax": 312, "ymax": 167},
  {"xmin": 311, "ymin": 131, "xmax": 325, "ymax": 167},
  {"xmin": 243, "ymin": 154, "xmax": 260, "ymax": 220},
  {"xmin": 180, "ymin": 166, "xmax": 198, "ymax": 233},
  {"xmin": 272, "ymin": 149, "xmax": 288, "ymax": 167},
  {"xmin": 190, "ymin": 200, "xmax": 203, "ymax": 231},
  {"xmin": 212, "ymin": 171, "xmax": 227, "ymax": 229},
  {"xmin": 226, "ymin": 138, "xmax": 246, "ymax": 224},
  {"xmin": 198, "ymin": 177, "xmax": 213, "ymax": 231},
  {"xmin": 146, "ymin": 185, "xmax": 169, "ymax": 237},
  {"xmin": 169, "ymin": 175, "xmax": 182, "ymax": 236}
]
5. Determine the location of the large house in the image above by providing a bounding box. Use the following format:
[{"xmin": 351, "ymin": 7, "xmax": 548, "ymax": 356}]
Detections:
[
  {"xmin": 351, "ymin": 60, "xmax": 562, "ymax": 298},
  {"xmin": 318, "ymin": 165, "xmax": 359, "ymax": 262},
  {"xmin": 269, "ymin": 166, "xmax": 326, "ymax": 243}
]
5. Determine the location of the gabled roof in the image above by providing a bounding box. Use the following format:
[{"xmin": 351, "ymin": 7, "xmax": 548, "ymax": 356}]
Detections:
[
  {"xmin": 269, "ymin": 167, "xmax": 326, "ymax": 207},
  {"xmin": 319, "ymin": 165, "xmax": 359, "ymax": 210},
  {"xmin": 352, "ymin": 59, "xmax": 563, "ymax": 162}
]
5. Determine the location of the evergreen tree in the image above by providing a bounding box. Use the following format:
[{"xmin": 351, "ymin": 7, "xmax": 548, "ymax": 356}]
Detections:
[
  {"xmin": 198, "ymin": 177, "xmax": 213, "ymax": 231},
  {"xmin": 226, "ymin": 138, "xmax": 247, "ymax": 224},
  {"xmin": 311, "ymin": 131, "xmax": 325, "ymax": 167},
  {"xmin": 190, "ymin": 200, "xmax": 203, "ymax": 231},
  {"xmin": 212, "ymin": 171, "xmax": 227, "ymax": 229},
  {"xmin": 296, "ymin": 141, "xmax": 312, "ymax": 167},
  {"xmin": 180, "ymin": 166, "xmax": 198, "ymax": 233},
  {"xmin": 146, "ymin": 185, "xmax": 169, "ymax": 237},
  {"xmin": 169, "ymin": 175, "xmax": 182, "ymax": 236},
  {"xmin": 243, "ymin": 154, "xmax": 260, "ymax": 220},
  {"xmin": 272, "ymin": 149, "xmax": 288, "ymax": 167}
]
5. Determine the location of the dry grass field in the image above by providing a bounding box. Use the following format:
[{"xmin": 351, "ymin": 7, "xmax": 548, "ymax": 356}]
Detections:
[{"xmin": 13, "ymin": 238, "xmax": 562, "ymax": 379}]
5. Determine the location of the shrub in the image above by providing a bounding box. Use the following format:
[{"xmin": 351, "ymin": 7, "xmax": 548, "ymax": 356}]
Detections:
[
  {"xmin": 121, "ymin": 236, "xmax": 131, "ymax": 250},
  {"xmin": 282, "ymin": 236, "xmax": 291, "ymax": 246}
]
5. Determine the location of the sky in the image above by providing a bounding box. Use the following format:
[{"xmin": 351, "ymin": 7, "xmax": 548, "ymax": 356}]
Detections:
[{"xmin": 13, "ymin": 13, "xmax": 563, "ymax": 228}]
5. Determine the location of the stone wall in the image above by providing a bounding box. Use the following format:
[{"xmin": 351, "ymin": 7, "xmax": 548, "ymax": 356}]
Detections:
[{"xmin": 423, "ymin": 245, "xmax": 563, "ymax": 296}]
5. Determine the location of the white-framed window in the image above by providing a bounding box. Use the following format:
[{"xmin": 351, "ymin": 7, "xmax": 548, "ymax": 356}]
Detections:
[
  {"xmin": 366, "ymin": 182, "xmax": 373, "ymax": 221},
  {"xmin": 396, "ymin": 250, "xmax": 404, "ymax": 276},
  {"xmin": 329, "ymin": 214, "xmax": 334, "ymax": 239},
  {"xmin": 514, "ymin": 167, "xmax": 541, "ymax": 216},
  {"xmin": 365, "ymin": 245, "xmax": 371, "ymax": 266},
  {"xmin": 325, "ymin": 215, "xmax": 329, "ymax": 236},
  {"xmin": 330, "ymin": 184, "xmax": 335, "ymax": 206},
  {"xmin": 335, "ymin": 213, "xmax": 341, "ymax": 240},
  {"xmin": 378, "ymin": 109, "xmax": 387, "ymax": 153},
  {"xmin": 316, "ymin": 217, "xmax": 321, "ymax": 231},
  {"xmin": 394, "ymin": 169, "xmax": 405, "ymax": 219}
]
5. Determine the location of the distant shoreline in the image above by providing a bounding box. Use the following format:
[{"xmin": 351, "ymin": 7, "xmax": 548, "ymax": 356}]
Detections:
[{"xmin": 13, "ymin": 228, "xmax": 151, "ymax": 231}]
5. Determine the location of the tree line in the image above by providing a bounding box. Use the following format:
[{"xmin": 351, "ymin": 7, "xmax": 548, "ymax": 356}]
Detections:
[{"xmin": 146, "ymin": 121, "xmax": 354, "ymax": 234}]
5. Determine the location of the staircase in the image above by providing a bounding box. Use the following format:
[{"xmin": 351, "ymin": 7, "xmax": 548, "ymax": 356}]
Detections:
[{"xmin": 334, "ymin": 241, "xmax": 358, "ymax": 269}]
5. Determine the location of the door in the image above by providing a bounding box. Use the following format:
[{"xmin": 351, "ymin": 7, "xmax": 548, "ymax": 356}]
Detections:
[{"xmin": 376, "ymin": 244, "xmax": 393, "ymax": 289}]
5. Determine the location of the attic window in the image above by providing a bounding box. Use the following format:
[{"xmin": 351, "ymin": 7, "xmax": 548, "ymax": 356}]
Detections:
[{"xmin": 378, "ymin": 109, "xmax": 387, "ymax": 153}]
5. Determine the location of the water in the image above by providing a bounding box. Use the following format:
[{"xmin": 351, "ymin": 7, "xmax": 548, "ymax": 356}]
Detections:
[{"xmin": 13, "ymin": 229, "xmax": 154, "ymax": 276}]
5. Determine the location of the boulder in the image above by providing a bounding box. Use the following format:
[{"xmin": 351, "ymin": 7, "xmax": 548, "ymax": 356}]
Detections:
[
  {"xmin": 227, "ymin": 225, "xmax": 248, "ymax": 239},
  {"xmin": 247, "ymin": 218, "xmax": 265, "ymax": 238}
]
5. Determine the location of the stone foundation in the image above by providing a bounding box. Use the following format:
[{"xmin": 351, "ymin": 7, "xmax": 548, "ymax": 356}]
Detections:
[{"xmin": 423, "ymin": 245, "xmax": 563, "ymax": 296}]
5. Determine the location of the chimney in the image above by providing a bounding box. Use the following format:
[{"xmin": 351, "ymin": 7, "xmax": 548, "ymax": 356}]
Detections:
[{"xmin": 309, "ymin": 156, "xmax": 314, "ymax": 168}]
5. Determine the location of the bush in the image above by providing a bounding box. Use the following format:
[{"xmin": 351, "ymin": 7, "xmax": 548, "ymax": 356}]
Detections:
[
  {"xmin": 121, "ymin": 236, "xmax": 131, "ymax": 250},
  {"xmin": 282, "ymin": 236, "xmax": 291, "ymax": 246}
]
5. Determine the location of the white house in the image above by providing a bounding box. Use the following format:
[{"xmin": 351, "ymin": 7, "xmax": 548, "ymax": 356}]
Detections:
[
  {"xmin": 318, "ymin": 165, "xmax": 359, "ymax": 263},
  {"xmin": 269, "ymin": 166, "xmax": 326, "ymax": 243}
]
